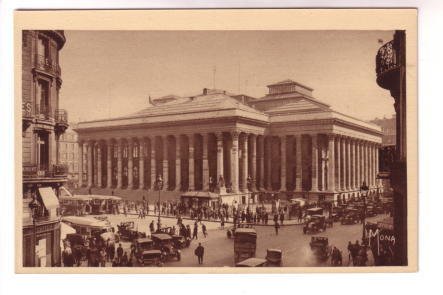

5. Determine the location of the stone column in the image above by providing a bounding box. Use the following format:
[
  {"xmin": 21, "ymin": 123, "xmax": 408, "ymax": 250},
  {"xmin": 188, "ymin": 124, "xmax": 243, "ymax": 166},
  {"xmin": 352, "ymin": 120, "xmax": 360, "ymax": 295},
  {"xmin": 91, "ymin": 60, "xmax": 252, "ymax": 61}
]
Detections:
[
  {"xmin": 355, "ymin": 140, "xmax": 360, "ymax": 188},
  {"xmin": 188, "ymin": 135, "xmax": 195, "ymax": 191},
  {"xmin": 78, "ymin": 142, "xmax": 83, "ymax": 187},
  {"xmin": 117, "ymin": 139, "xmax": 123, "ymax": 189},
  {"xmin": 127, "ymin": 139, "xmax": 133, "ymax": 189},
  {"xmin": 280, "ymin": 135, "xmax": 287, "ymax": 191},
  {"xmin": 216, "ymin": 132, "xmax": 224, "ymax": 182},
  {"xmin": 97, "ymin": 143, "xmax": 102, "ymax": 188},
  {"xmin": 311, "ymin": 134, "xmax": 318, "ymax": 191},
  {"xmin": 240, "ymin": 134, "xmax": 248, "ymax": 192},
  {"xmin": 295, "ymin": 135, "xmax": 302, "ymax": 191},
  {"xmin": 363, "ymin": 142, "xmax": 369, "ymax": 186},
  {"xmin": 258, "ymin": 136, "xmax": 265, "ymax": 190},
  {"xmin": 162, "ymin": 136, "xmax": 168, "ymax": 191},
  {"xmin": 350, "ymin": 139, "xmax": 355, "ymax": 190},
  {"xmin": 250, "ymin": 134, "xmax": 257, "ymax": 191},
  {"xmin": 266, "ymin": 136, "xmax": 272, "ymax": 190},
  {"xmin": 341, "ymin": 137, "xmax": 347, "ymax": 191},
  {"xmin": 139, "ymin": 139, "xmax": 145, "ymax": 190},
  {"xmin": 202, "ymin": 133, "xmax": 210, "ymax": 191},
  {"xmin": 372, "ymin": 144, "xmax": 376, "ymax": 187},
  {"xmin": 150, "ymin": 138, "xmax": 156, "ymax": 190},
  {"xmin": 327, "ymin": 134, "xmax": 335, "ymax": 192},
  {"xmin": 175, "ymin": 136, "xmax": 181, "ymax": 191},
  {"xmin": 375, "ymin": 144, "xmax": 379, "ymax": 187},
  {"xmin": 335, "ymin": 136, "xmax": 341, "ymax": 191},
  {"xmin": 231, "ymin": 131, "xmax": 240, "ymax": 193},
  {"xmin": 87, "ymin": 142, "xmax": 93, "ymax": 188},
  {"xmin": 107, "ymin": 141, "xmax": 112, "ymax": 188},
  {"xmin": 93, "ymin": 143, "xmax": 98, "ymax": 186},
  {"xmin": 346, "ymin": 137, "xmax": 351, "ymax": 190}
]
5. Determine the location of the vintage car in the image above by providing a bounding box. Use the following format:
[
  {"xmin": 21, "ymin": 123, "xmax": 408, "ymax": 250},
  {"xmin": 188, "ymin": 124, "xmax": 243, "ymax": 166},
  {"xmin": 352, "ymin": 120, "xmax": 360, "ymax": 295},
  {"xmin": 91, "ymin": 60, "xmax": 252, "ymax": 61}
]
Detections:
[
  {"xmin": 306, "ymin": 207, "xmax": 324, "ymax": 216},
  {"xmin": 151, "ymin": 233, "xmax": 181, "ymax": 261},
  {"xmin": 155, "ymin": 227, "xmax": 191, "ymax": 249},
  {"xmin": 117, "ymin": 221, "xmax": 146, "ymax": 241},
  {"xmin": 265, "ymin": 248, "xmax": 282, "ymax": 266},
  {"xmin": 235, "ymin": 257, "xmax": 268, "ymax": 267},
  {"xmin": 309, "ymin": 236, "xmax": 331, "ymax": 261},
  {"xmin": 366, "ymin": 205, "xmax": 377, "ymax": 217},
  {"xmin": 138, "ymin": 250, "xmax": 163, "ymax": 266},
  {"xmin": 227, "ymin": 223, "xmax": 254, "ymax": 239},
  {"xmin": 234, "ymin": 228, "xmax": 257, "ymax": 263},
  {"xmin": 303, "ymin": 215, "xmax": 327, "ymax": 234},
  {"xmin": 65, "ymin": 233, "xmax": 88, "ymax": 261},
  {"xmin": 172, "ymin": 234, "xmax": 191, "ymax": 249},
  {"xmin": 341, "ymin": 209, "xmax": 361, "ymax": 225}
]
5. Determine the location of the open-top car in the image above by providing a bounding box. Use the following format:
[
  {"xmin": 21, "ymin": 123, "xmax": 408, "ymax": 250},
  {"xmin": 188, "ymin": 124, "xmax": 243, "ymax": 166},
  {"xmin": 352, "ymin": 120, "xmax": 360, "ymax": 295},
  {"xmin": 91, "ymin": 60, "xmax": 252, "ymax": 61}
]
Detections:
[
  {"xmin": 117, "ymin": 221, "xmax": 146, "ymax": 241},
  {"xmin": 171, "ymin": 234, "xmax": 191, "ymax": 249},
  {"xmin": 303, "ymin": 215, "xmax": 327, "ymax": 234},
  {"xmin": 265, "ymin": 248, "xmax": 282, "ymax": 266},
  {"xmin": 341, "ymin": 208, "xmax": 361, "ymax": 225},
  {"xmin": 309, "ymin": 236, "xmax": 331, "ymax": 261},
  {"xmin": 151, "ymin": 233, "xmax": 181, "ymax": 261},
  {"xmin": 235, "ymin": 257, "xmax": 268, "ymax": 267},
  {"xmin": 227, "ymin": 223, "xmax": 254, "ymax": 239},
  {"xmin": 234, "ymin": 228, "xmax": 257, "ymax": 263}
]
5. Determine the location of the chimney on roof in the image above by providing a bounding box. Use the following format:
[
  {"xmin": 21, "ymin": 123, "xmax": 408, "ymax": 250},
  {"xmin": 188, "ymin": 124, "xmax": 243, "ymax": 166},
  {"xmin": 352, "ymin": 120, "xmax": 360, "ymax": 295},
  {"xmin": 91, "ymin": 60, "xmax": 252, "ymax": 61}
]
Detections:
[{"xmin": 203, "ymin": 88, "xmax": 208, "ymax": 95}]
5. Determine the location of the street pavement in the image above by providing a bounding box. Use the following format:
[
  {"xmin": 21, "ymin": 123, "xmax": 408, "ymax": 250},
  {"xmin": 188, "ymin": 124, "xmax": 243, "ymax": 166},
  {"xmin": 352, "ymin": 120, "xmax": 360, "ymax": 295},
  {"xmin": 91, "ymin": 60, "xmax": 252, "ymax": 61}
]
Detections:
[{"xmin": 93, "ymin": 213, "xmax": 388, "ymax": 267}]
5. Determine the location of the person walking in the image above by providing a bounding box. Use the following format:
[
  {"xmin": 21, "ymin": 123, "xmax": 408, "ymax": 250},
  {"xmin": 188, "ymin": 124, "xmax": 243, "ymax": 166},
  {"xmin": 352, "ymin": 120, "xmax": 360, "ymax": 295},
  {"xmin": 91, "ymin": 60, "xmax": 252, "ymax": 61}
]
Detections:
[
  {"xmin": 279, "ymin": 212, "xmax": 284, "ymax": 225},
  {"xmin": 274, "ymin": 220, "xmax": 280, "ymax": 235},
  {"xmin": 193, "ymin": 222, "xmax": 198, "ymax": 240},
  {"xmin": 194, "ymin": 243, "xmax": 205, "ymax": 265},
  {"xmin": 116, "ymin": 243, "xmax": 124, "ymax": 264},
  {"xmin": 202, "ymin": 223, "xmax": 207, "ymax": 238},
  {"xmin": 149, "ymin": 220, "xmax": 155, "ymax": 233}
]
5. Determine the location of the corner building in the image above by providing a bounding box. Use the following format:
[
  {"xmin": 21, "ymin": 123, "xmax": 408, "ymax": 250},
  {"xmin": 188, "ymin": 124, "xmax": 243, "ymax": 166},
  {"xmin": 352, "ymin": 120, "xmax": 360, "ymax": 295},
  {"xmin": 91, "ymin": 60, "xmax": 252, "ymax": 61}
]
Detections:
[
  {"xmin": 75, "ymin": 80, "xmax": 382, "ymax": 205},
  {"xmin": 22, "ymin": 30, "xmax": 68, "ymax": 266}
]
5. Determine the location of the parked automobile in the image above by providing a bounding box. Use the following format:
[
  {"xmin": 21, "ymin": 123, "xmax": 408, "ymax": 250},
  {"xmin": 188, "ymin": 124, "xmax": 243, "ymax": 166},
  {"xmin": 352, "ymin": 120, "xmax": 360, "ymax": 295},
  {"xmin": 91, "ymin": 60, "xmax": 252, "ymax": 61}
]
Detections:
[
  {"xmin": 227, "ymin": 223, "xmax": 254, "ymax": 239},
  {"xmin": 309, "ymin": 236, "xmax": 331, "ymax": 261},
  {"xmin": 265, "ymin": 248, "xmax": 282, "ymax": 266},
  {"xmin": 234, "ymin": 228, "xmax": 257, "ymax": 263},
  {"xmin": 303, "ymin": 215, "xmax": 327, "ymax": 234},
  {"xmin": 341, "ymin": 209, "xmax": 361, "ymax": 225},
  {"xmin": 235, "ymin": 257, "xmax": 268, "ymax": 267},
  {"xmin": 117, "ymin": 221, "xmax": 146, "ymax": 241},
  {"xmin": 138, "ymin": 250, "xmax": 163, "ymax": 266},
  {"xmin": 151, "ymin": 233, "xmax": 181, "ymax": 261}
]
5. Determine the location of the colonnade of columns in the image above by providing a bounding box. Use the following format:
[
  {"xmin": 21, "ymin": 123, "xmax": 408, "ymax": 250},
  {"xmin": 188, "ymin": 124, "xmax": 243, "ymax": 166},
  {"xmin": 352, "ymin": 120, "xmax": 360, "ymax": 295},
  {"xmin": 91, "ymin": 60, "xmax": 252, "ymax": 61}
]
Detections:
[{"xmin": 78, "ymin": 132, "xmax": 380, "ymax": 195}]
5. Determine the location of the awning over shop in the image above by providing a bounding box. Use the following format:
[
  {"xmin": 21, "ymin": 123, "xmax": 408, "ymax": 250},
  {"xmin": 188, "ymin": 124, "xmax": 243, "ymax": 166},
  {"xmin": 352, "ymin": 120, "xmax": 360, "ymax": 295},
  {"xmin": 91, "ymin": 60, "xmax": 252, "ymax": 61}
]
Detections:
[
  {"xmin": 38, "ymin": 187, "xmax": 60, "ymax": 209},
  {"xmin": 60, "ymin": 222, "xmax": 76, "ymax": 239}
]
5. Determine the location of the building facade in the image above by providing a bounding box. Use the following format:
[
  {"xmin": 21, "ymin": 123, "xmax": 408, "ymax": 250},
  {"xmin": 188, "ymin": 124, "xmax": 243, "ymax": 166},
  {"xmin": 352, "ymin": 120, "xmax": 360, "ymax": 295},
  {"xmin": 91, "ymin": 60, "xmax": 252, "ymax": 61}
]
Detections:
[
  {"xmin": 75, "ymin": 80, "xmax": 382, "ymax": 205},
  {"xmin": 370, "ymin": 115, "xmax": 396, "ymax": 146},
  {"xmin": 375, "ymin": 31, "xmax": 408, "ymax": 265},
  {"xmin": 22, "ymin": 30, "xmax": 68, "ymax": 267},
  {"xmin": 58, "ymin": 128, "xmax": 79, "ymax": 187}
]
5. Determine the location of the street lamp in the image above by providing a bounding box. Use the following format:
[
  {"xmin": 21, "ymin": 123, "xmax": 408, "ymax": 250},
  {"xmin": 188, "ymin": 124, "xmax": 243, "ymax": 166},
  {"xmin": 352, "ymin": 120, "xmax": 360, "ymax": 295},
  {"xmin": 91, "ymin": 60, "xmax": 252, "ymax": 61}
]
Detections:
[
  {"xmin": 360, "ymin": 181, "xmax": 369, "ymax": 242},
  {"xmin": 155, "ymin": 174, "xmax": 164, "ymax": 231},
  {"xmin": 28, "ymin": 196, "xmax": 41, "ymax": 267}
]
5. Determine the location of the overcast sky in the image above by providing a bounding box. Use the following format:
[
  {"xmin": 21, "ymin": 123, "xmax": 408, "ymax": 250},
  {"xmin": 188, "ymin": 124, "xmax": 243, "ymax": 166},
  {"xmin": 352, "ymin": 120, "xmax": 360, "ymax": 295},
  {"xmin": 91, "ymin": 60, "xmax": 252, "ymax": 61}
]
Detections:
[{"xmin": 59, "ymin": 30, "xmax": 395, "ymax": 123}]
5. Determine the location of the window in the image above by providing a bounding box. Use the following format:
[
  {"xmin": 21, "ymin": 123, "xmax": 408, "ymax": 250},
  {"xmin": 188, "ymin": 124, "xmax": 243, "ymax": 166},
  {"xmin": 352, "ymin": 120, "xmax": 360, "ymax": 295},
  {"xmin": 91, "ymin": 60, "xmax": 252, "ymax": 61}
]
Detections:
[
  {"xmin": 133, "ymin": 145, "xmax": 139, "ymax": 158},
  {"xmin": 123, "ymin": 146, "xmax": 128, "ymax": 158},
  {"xmin": 36, "ymin": 132, "xmax": 49, "ymax": 171},
  {"xmin": 37, "ymin": 36, "xmax": 49, "ymax": 58}
]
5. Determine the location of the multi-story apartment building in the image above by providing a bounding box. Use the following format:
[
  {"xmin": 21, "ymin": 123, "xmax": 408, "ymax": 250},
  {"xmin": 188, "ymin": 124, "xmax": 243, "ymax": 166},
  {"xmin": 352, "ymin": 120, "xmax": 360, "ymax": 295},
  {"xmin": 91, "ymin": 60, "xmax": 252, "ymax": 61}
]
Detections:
[
  {"xmin": 58, "ymin": 128, "xmax": 79, "ymax": 188},
  {"xmin": 21, "ymin": 30, "xmax": 68, "ymax": 267}
]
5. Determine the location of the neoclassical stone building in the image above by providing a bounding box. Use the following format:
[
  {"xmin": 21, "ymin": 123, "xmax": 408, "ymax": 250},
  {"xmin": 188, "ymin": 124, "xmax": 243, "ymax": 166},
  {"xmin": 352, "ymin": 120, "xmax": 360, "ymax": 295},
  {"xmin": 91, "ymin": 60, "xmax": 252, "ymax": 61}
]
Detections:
[{"xmin": 74, "ymin": 80, "xmax": 382, "ymax": 204}]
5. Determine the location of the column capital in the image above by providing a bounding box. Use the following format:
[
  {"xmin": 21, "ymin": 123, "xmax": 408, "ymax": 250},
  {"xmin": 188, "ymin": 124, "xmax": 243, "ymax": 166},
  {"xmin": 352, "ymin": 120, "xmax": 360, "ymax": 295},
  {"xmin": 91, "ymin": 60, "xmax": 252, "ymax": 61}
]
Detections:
[
  {"xmin": 231, "ymin": 131, "xmax": 240, "ymax": 141},
  {"xmin": 327, "ymin": 133, "xmax": 336, "ymax": 140},
  {"xmin": 215, "ymin": 132, "xmax": 224, "ymax": 140}
]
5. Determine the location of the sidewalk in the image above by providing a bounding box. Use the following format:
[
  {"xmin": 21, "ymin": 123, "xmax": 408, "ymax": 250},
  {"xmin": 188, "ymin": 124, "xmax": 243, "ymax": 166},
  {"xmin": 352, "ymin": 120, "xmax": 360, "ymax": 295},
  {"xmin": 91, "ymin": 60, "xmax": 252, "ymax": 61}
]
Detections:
[{"xmin": 120, "ymin": 211, "xmax": 305, "ymax": 226}]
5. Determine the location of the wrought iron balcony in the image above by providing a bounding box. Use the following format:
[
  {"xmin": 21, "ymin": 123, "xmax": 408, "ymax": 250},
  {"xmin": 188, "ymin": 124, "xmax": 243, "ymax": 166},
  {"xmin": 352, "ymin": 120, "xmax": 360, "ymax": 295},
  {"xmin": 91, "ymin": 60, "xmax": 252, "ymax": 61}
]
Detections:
[
  {"xmin": 23, "ymin": 163, "xmax": 68, "ymax": 179},
  {"xmin": 376, "ymin": 40, "xmax": 400, "ymax": 90},
  {"xmin": 34, "ymin": 54, "xmax": 61, "ymax": 76},
  {"xmin": 36, "ymin": 104, "xmax": 52, "ymax": 120},
  {"xmin": 55, "ymin": 109, "xmax": 69, "ymax": 136}
]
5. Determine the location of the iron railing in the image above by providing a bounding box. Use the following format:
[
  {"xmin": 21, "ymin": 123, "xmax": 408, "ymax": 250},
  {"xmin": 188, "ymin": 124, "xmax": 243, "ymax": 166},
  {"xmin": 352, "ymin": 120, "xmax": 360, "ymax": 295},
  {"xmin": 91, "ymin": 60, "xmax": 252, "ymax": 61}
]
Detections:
[
  {"xmin": 34, "ymin": 54, "xmax": 61, "ymax": 76},
  {"xmin": 23, "ymin": 164, "xmax": 68, "ymax": 178},
  {"xmin": 375, "ymin": 40, "xmax": 398, "ymax": 77},
  {"xmin": 55, "ymin": 109, "xmax": 68, "ymax": 124},
  {"xmin": 36, "ymin": 104, "xmax": 51, "ymax": 119}
]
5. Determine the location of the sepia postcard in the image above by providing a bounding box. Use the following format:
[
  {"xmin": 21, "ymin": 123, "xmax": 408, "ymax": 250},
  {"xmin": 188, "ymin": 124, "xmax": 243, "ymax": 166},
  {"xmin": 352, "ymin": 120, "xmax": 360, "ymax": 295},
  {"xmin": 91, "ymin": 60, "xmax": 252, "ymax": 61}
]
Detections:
[{"xmin": 14, "ymin": 9, "xmax": 417, "ymax": 273}]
